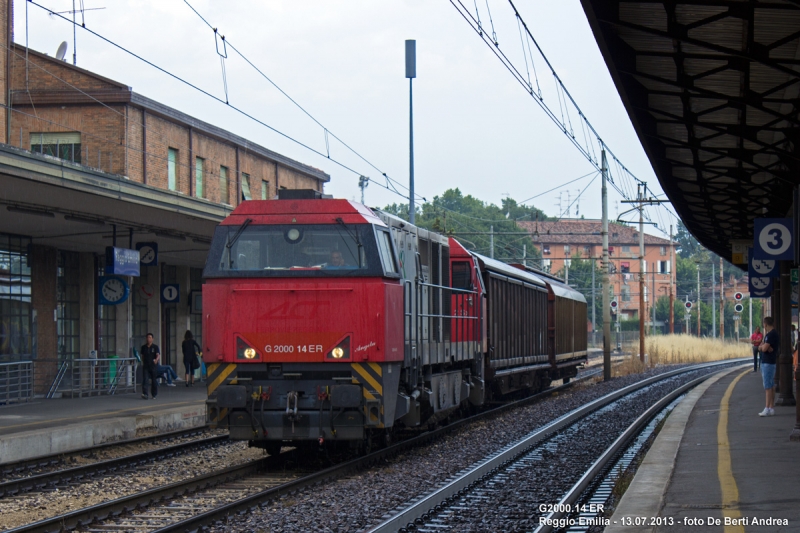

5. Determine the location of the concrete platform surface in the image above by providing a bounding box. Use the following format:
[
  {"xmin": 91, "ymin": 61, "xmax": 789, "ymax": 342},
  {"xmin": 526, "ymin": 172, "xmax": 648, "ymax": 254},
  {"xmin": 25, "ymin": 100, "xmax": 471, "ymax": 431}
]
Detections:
[
  {"xmin": 608, "ymin": 365, "xmax": 800, "ymax": 533},
  {"xmin": 0, "ymin": 383, "xmax": 207, "ymax": 465}
]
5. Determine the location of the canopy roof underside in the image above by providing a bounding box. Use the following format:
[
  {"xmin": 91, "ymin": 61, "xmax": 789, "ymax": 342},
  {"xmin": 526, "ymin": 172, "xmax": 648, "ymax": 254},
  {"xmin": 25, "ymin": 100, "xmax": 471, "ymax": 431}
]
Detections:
[{"xmin": 582, "ymin": 0, "xmax": 800, "ymax": 260}]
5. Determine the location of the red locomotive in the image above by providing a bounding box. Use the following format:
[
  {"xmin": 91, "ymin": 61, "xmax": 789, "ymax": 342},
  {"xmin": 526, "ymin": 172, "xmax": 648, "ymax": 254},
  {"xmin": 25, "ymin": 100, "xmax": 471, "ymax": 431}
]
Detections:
[{"xmin": 202, "ymin": 190, "xmax": 587, "ymax": 453}]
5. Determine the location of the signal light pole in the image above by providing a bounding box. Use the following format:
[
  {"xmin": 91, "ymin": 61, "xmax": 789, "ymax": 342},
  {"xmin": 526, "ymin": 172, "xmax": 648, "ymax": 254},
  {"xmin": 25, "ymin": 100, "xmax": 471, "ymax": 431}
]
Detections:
[{"xmin": 601, "ymin": 150, "xmax": 611, "ymax": 381}]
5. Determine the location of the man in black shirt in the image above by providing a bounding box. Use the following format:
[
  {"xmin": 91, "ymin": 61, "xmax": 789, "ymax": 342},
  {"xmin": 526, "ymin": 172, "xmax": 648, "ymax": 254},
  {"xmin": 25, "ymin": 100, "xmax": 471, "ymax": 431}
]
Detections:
[
  {"xmin": 140, "ymin": 333, "xmax": 161, "ymax": 400},
  {"xmin": 758, "ymin": 317, "xmax": 778, "ymax": 417}
]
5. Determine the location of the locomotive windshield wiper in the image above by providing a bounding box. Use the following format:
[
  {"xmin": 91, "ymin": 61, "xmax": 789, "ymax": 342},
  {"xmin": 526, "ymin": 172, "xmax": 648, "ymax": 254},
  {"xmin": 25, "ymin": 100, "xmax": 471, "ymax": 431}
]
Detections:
[
  {"xmin": 335, "ymin": 217, "xmax": 363, "ymax": 268},
  {"xmin": 226, "ymin": 218, "xmax": 252, "ymax": 267}
]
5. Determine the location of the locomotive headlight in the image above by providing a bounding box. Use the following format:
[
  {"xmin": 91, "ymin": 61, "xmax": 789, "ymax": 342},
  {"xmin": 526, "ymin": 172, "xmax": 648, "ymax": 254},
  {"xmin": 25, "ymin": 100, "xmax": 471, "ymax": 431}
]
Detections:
[
  {"xmin": 325, "ymin": 336, "xmax": 351, "ymax": 361},
  {"xmin": 243, "ymin": 347, "xmax": 257, "ymax": 359}
]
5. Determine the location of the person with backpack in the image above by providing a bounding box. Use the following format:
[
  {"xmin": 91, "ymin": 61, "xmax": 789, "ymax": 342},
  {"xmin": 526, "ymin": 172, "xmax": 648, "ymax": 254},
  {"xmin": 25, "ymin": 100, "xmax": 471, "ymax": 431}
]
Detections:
[{"xmin": 182, "ymin": 330, "xmax": 202, "ymax": 387}]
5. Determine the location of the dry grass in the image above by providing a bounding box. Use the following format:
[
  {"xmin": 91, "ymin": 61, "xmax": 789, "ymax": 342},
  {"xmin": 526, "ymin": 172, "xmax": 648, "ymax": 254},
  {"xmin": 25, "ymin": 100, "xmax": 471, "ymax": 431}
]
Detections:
[{"xmin": 615, "ymin": 334, "xmax": 749, "ymax": 377}]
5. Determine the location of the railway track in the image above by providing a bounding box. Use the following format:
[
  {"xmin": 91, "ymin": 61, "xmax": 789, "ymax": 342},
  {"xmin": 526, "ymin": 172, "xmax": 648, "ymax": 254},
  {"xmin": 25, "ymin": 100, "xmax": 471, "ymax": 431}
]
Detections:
[
  {"xmin": 0, "ymin": 427, "xmax": 219, "ymax": 485},
  {"xmin": 8, "ymin": 373, "xmax": 588, "ymax": 533},
  {"xmin": 7, "ymin": 360, "xmax": 743, "ymax": 533},
  {"xmin": 0, "ymin": 432, "xmax": 229, "ymax": 498},
  {"xmin": 369, "ymin": 360, "xmax": 742, "ymax": 533}
]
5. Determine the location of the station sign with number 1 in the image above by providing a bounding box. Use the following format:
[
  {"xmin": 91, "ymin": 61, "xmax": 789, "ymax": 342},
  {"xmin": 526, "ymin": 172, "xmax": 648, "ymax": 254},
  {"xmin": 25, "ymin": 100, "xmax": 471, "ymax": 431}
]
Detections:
[{"xmin": 754, "ymin": 218, "xmax": 794, "ymax": 260}]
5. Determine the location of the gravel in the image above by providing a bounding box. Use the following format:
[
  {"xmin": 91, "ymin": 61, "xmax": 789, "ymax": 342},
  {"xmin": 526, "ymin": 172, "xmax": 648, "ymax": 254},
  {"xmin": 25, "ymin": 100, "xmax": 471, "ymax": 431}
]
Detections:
[
  {"xmin": 210, "ymin": 364, "xmax": 733, "ymax": 533},
  {"xmin": 0, "ymin": 429, "xmax": 227, "ymax": 484},
  {"xmin": 0, "ymin": 441, "xmax": 265, "ymax": 531}
]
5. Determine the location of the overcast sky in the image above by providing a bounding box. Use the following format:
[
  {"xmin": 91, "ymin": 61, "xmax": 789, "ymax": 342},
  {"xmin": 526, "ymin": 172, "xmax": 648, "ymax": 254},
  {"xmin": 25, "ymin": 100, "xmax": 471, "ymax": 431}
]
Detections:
[{"xmin": 15, "ymin": 0, "xmax": 677, "ymax": 236}]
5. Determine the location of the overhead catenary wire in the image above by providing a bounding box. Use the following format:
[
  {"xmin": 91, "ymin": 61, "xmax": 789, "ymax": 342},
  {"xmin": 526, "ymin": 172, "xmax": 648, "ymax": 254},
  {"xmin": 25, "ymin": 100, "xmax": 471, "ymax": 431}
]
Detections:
[
  {"xmin": 179, "ymin": 0, "xmax": 421, "ymax": 203},
  {"xmin": 28, "ymin": 0, "xmax": 427, "ymax": 206},
  {"xmin": 451, "ymin": 0, "xmax": 679, "ymax": 231}
]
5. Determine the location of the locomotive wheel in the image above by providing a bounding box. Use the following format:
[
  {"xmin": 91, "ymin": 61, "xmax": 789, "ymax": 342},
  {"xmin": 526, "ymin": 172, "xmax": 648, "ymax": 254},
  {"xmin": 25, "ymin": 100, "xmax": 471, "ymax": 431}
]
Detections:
[{"xmin": 562, "ymin": 377, "xmax": 571, "ymax": 384}]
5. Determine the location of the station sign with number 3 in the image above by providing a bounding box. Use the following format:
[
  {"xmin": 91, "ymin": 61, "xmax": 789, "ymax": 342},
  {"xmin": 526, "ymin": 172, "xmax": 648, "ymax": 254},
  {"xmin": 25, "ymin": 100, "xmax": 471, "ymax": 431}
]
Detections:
[{"xmin": 754, "ymin": 218, "xmax": 794, "ymax": 261}]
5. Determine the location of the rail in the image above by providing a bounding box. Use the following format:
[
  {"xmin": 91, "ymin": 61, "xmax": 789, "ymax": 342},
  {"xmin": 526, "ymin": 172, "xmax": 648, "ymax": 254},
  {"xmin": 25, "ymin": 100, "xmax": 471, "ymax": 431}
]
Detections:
[
  {"xmin": 46, "ymin": 357, "xmax": 138, "ymax": 398},
  {"xmin": 368, "ymin": 358, "xmax": 746, "ymax": 532},
  {"xmin": 0, "ymin": 361, "xmax": 33, "ymax": 404}
]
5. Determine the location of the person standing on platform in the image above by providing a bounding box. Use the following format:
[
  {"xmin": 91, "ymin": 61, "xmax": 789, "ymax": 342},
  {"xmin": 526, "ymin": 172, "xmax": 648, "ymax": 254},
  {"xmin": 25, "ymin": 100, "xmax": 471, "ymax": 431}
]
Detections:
[
  {"xmin": 758, "ymin": 317, "xmax": 778, "ymax": 417},
  {"xmin": 750, "ymin": 326, "xmax": 763, "ymax": 372},
  {"xmin": 141, "ymin": 333, "xmax": 161, "ymax": 400},
  {"xmin": 182, "ymin": 330, "xmax": 202, "ymax": 387}
]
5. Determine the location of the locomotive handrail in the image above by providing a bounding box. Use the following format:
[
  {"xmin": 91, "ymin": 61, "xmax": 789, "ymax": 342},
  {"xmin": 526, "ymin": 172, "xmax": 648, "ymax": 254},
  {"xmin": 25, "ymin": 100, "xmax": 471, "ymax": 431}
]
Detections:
[
  {"xmin": 231, "ymin": 287, "xmax": 354, "ymax": 292},
  {"xmin": 416, "ymin": 281, "xmax": 478, "ymax": 294},
  {"xmin": 417, "ymin": 313, "xmax": 478, "ymax": 320}
]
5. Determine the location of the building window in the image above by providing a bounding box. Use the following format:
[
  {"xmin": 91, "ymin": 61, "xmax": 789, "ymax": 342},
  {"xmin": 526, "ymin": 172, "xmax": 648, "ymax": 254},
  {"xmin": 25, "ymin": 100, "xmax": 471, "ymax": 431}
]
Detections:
[
  {"xmin": 167, "ymin": 148, "xmax": 178, "ymax": 191},
  {"xmin": 190, "ymin": 268, "xmax": 203, "ymax": 350},
  {"xmin": 96, "ymin": 261, "xmax": 118, "ymax": 360},
  {"xmin": 612, "ymin": 232, "xmax": 619, "ymax": 239},
  {"xmin": 584, "ymin": 245, "xmax": 592, "ymax": 256},
  {"xmin": 242, "ymin": 172, "xmax": 252, "ymax": 201},
  {"xmin": 622, "ymin": 245, "xmax": 631, "ymax": 253},
  {"xmin": 195, "ymin": 157, "xmax": 205, "ymax": 198},
  {"xmin": 261, "ymin": 180, "xmax": 269, "ymax": 200},
  {"xmin": 31, "ymin": 132, "xmax": 82, "ymax": 164},
  {"xmin": 660, "ymin": 246, "xmax": 667, "ymax": 256},
  {"xmin": 132, "ymin": 278, "xmax": 148, "ymax": 344},
  {"xmin": 220, "ymin": 166, "xmax": 229, "ymax": 204},
  {"xmin": 0, "ymin": 234, "xmax": 33, "ymax": 361},
  {"xmin": 621, "ymin": 262, "xmax": 630, "ymax": 274},
  {"xmin": 57, "ymin": 252, "xmax": 80, "ymax": 363},
  {"xmin": 609, "ymin": 246, "xmax": 615, "ymax": 256},
  {"xmin": 564, "ymin": 245, "xmax": 570, "ymax": 255},
  {"xmin": 621, "ymin": 286, "xmax": 631, "ymax": 302},
  {"xmin": 659, "ymin": 260, "xmax": 670, "ymax": 274},
  {"xmin": 542, "ymin": 245, "xmax": 550, "ymax": 255},
  {"xmin": 542, "ymin": 259, "xmax": 551, "ymax": 271}
]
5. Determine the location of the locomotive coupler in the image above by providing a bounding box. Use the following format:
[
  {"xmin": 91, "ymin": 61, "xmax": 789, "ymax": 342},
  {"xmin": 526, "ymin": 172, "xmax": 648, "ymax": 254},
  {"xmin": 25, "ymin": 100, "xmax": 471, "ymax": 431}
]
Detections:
[{"xmin": 285, "ymin": 391, "xmax": 300, "ymax": 433}]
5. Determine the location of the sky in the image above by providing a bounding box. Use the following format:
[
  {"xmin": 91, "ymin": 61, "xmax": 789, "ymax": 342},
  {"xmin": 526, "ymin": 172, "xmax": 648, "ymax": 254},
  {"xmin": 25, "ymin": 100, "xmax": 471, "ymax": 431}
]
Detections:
[{"xmin": 14, "ymin": 0, "xmax": 678, "ymax": 237}]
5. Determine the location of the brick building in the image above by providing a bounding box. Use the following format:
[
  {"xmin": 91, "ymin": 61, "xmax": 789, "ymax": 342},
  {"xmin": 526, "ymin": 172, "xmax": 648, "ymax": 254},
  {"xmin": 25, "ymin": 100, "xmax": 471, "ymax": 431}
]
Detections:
[
  {"xmin": 519, "ymin": 219, "xmax": 676, "ymax": 322},
  {"xmin": 0, "ymin": 0, "xmax": 330, "ymax": 396}
]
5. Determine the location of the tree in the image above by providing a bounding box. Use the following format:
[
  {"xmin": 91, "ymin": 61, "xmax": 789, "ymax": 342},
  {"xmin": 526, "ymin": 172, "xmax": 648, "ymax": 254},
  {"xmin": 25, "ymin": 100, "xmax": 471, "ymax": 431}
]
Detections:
[
  {"xmin": 383, "ymin": 189, "xmax": 545, "ymax": 263},
  {"xmin": 675, "ymin": 221, "xmax": 700, "ymax": 257},
  {"xmin": 556, "ymin": 255, "xmax": 603, "ymax": 329}
]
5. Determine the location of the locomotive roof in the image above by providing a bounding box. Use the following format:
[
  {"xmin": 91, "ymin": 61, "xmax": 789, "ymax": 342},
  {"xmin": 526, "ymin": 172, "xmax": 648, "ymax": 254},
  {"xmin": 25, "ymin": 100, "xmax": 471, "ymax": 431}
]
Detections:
[{"xmin": 221, "ymin": 199, "xmax": 385, "ymax": 226}]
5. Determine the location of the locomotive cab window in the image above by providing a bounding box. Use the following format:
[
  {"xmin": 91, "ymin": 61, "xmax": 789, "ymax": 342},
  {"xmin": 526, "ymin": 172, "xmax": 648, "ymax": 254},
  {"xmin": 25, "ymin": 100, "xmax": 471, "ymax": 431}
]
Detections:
[
  {"xmin": 204, "ymin": 223, "xmax": 391, "ymax": 278},
  {"xmin": 451, "ymin": 261, "xmax": 472, "ymax": 290},
  {"xmin": 375, "ymin": 229, "xmax": 399, "ymax": 276}
]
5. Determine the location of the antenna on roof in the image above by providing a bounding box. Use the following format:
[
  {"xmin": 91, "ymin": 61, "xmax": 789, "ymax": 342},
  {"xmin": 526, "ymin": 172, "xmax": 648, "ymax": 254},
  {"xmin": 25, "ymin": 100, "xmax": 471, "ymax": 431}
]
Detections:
[{"xmin": 55, "ymin": 41, "xmax": 68, "ymax": 61}]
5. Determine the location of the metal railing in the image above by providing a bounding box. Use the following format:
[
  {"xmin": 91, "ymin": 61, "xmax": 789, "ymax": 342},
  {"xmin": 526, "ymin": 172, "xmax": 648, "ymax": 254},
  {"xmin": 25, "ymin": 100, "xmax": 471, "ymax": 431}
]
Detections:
[
  {"xmin": 47, "ymin": 357, "xmax": 138, "ymax": 398},
  {"xmin": 0, "ymin": 361, "xmax": 33, "ymax": 404}
]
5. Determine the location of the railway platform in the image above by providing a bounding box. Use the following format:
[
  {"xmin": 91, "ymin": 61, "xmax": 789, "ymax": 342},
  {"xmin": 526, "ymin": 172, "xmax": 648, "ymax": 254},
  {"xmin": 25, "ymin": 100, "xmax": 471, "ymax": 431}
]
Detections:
[
  {"xmin": 607, "ymin": 365, "xmax": 800, "ymax": 532},
  {"xmin": 0, "ymin": 383, "xmax": 207, "ymax": 465}
]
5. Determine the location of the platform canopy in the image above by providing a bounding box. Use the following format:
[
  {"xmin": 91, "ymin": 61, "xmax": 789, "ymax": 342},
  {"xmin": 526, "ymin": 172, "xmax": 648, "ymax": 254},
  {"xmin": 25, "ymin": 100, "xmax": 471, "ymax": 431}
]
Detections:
[{"xmin": 581, "ymin": 0, "xmax": 800, "ymax": 261}]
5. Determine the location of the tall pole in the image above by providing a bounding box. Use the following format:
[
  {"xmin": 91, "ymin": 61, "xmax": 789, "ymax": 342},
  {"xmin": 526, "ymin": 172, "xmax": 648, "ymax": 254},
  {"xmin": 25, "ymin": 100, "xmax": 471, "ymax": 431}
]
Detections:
[
  {"xmin": 490, "ymin": 225, "xmax": 494, "ymax": 259},
  {"xmin": 601, "ymin": 150, "xmax": 611, "ymax": 380},
  {"xmin": 638, "ymin": 185, "xmax": 645, "ymax": 361},
  {"xmin": 669, "ymin": 225, "xmax": 674, "ymax": 334},
  {"xmin": 651, "ymin": 267, "xmax": 656, "ymax": 335},
  {"xmin": 523, "ymin": 244, "xmax": 527, "ymax": 267},
  {"xmin": 719, "ymin": 256, "xmax": 724, "ymax": 340},
  {"xmin": 749, "ymin": 295, "xmax": 753, "ymax": 336},
  {"xmin": 712, "ymin": 262, "xmax": 716, "ymax": 338},
  {"xmin": 405, "ymin": 40, "xmax": 416, "ymax": 224},
  {"xmin": 592, "ymin": 259, "xmax": 597, "ymax": 333},
  {"xmin": 697, "ymin": 264, "xmax": 701, "ymax": 336},
  {"xmin": 778, "ymin": 261, "xmax": 796, "ymax": 405}
]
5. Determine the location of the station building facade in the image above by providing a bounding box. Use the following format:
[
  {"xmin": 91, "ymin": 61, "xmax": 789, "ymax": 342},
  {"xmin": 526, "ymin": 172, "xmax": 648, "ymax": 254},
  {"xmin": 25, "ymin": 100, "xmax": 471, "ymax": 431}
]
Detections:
[
  {"xmin": 0, "ymin": 26, "xmax": 329, "ymax": 395},
  {"xmin": 519, "ymin": 219, "xmax": 676, "ymax": 322}
]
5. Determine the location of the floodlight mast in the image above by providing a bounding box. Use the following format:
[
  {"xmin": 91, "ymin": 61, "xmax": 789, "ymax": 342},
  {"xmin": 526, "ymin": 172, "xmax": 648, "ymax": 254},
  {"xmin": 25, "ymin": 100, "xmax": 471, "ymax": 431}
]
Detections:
[{"xmin": 405, "ymin": 40, "xmax": 416, "ymax": 224}]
